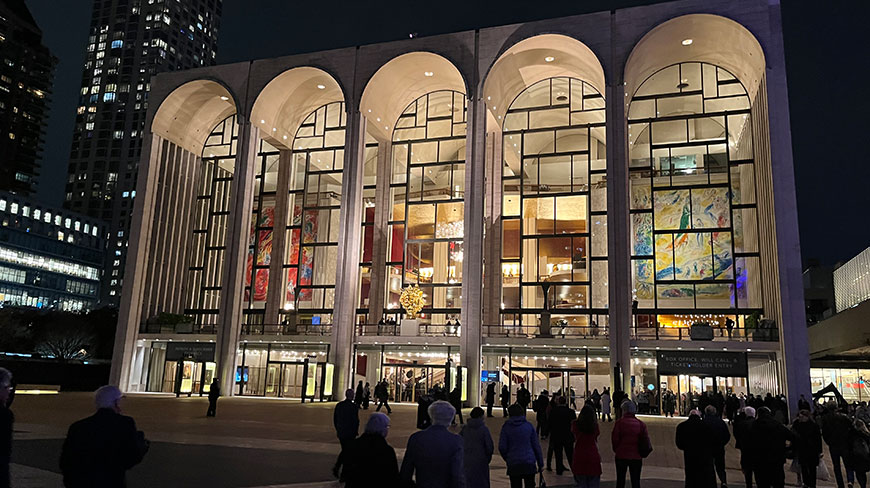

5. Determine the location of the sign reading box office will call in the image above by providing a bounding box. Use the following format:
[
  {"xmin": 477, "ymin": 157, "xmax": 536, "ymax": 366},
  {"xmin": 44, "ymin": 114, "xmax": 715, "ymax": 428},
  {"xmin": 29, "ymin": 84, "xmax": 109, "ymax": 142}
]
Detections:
[{"xmin": 656, "ymin": 350, "xmax": 748, "ymax": 377}]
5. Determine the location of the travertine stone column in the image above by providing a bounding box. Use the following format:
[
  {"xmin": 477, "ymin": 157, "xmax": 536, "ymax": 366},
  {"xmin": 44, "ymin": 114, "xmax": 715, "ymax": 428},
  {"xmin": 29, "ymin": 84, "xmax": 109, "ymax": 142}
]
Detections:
[
  {"xmin": 332, "ymin": 104, "xmax": 366, "ymax": 393},
  {"xmin": 606, "ymin": 82, "xmax": 632, "ymax": 393},
  {"xmin": 461, "ymin": 91, "xmax": 485, "ymax": 406},
  {"xmin": 216, "ymin": 121, "xmax": 259, "ymax": 396}
]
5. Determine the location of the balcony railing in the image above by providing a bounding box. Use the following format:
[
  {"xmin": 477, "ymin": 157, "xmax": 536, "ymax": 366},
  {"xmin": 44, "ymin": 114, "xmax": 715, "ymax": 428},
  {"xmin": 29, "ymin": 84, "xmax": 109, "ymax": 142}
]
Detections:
[
  {"xmin": 355, "ymin": 323, "xmax": 461, "ymax": 337},
  {"xmin": 483, "ymin": 325, "xmax": 608, "ymax": 339},
  {"xmin": 631, "ymin": 324, "xmax": 778, "ymax": 342},
  {"xmin": 139, "ymin": 323, "xmax": 217, "ymax": 334},
  {"xmin": 241, "ymin": 323, "xmax": 333, "ymax": 336}
]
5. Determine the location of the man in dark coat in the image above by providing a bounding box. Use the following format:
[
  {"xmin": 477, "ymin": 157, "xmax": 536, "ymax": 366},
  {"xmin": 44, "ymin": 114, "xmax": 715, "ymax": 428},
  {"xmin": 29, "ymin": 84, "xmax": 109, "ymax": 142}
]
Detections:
[
  {"xmin": 517, "ymin": 384, "xmax": 531, "ymax": 410},
  {"xmin": 733, "ymin": 406, "xmax": 758, "ymax": 488},
  {"xmin": 676, "ymin": 409, "xmax": 716, "ymax": 488},
  {"xmin": 60, "ymin": 385, "xmax": 149, "ymax": 488},
  {"xmin": 500, "ymin": 385, "xmax": 510, "ymax": 417},
  {"xmin": 791, "ymin": 409, "xmax": 823, "ymax": 488},
  {"xmin": 206, "ymin": 378, "xmax": 220, "ymax": 417},
  {"xmin": 533, "ymin": 391, "xmax": 549, "ymax": 439},
  {"xmin": 450, "ymin": 386, "xmax": 464, "ymax": 425},
  {"xmin": 819, "ymin": 403, "xmax": 854, "ymax": 488},
  {"xmin": 0, "ymin": 368, "xmax": 14, "ymax": 488},
  {"xmin": 749, "ymin": 406, "xmax": 793, "ymax": 488},
  {"xmin": 332, "ymin": 388, "xmax": 360, "ymax": 477},
  {"xmin": 375, "ymin": 379, "xmax": 392, "ymax": 414},
  {"xmin": 546, "ymin": 395, "xmax": 576, "ymax": 475},
  {"xmin": 704, "ymin": 405, "xmax": 731, "ymax": 487},
  {"xmin": 400, "ymin": 400, "xmax": 466, "ymax": 488},
  {"xmin": 485, "ymin": 382, "xmax": 496, "ymax": 418}
]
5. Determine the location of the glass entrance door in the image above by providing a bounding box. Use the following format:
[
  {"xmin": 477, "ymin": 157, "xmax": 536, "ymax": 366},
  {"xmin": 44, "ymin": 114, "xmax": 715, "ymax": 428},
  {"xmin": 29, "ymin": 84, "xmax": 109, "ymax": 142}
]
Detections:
[
  {"xmin": 281, "ymin": 363, "xmax": 304, "ymax": 398},
  {"xmin": 512, "ymin": 368, "xmax": 587, "ymax": 404},
  {"xmin": 383, "ymin": 365, "xmax": 449, "ymax": 403}
]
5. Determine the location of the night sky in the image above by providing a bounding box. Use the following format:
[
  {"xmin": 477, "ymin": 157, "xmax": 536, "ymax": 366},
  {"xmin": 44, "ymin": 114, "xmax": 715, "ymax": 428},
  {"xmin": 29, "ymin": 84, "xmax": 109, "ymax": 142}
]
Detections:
[{"xmin": 25, "ymin": 0, "xmax": 869, "ymax": 266}]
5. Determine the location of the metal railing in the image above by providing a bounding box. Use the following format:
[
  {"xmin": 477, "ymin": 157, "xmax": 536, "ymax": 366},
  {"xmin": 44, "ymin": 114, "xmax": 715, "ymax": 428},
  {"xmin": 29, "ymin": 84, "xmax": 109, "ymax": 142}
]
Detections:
[
  {"xmin": 139, "ymin": 323, "xmax": 217, "ymax": 334},
  {"xmin": 355, "ymin": 323, "xmax": 461, "ymax": 337},
  {"xmin": 241, "ymin": 323, "xmax": 333, "ymax": 336},
  {"xmin": 483, "ymin": 325, "xmax": 608, "ymax": 339},
  {"xmin": 631, "ymin": 324, "xmax": 778, "ymax": 342}
]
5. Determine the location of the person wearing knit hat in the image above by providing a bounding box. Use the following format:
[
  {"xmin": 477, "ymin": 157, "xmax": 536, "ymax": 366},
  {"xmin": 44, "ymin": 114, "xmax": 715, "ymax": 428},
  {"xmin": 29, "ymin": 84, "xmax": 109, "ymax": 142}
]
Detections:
[{"xmin": 400, "ymin": 400, "xmax": 465, "ymax": 487}]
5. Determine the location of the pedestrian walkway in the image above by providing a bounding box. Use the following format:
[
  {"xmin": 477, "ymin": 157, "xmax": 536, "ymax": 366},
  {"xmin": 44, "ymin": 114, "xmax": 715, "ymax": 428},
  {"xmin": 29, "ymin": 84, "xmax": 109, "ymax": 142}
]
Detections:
[{"xmin": 9, "ymin": 393, "xmax": 835, "ymax": 487}]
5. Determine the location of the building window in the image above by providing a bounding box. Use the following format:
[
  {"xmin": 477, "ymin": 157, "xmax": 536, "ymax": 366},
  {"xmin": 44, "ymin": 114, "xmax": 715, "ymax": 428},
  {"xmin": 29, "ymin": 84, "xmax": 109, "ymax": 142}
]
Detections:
[
  {"xmin": 627, "ymin": 62, "xmax": 761, "ymax": 317},
  {"xmin": 386, "ymin": 91, "xmax": 467, "ymax": 325}
]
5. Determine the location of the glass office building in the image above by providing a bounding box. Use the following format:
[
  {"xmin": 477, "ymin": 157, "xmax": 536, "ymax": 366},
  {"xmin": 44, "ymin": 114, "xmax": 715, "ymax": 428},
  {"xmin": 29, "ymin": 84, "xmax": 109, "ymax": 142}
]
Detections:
[{"xmin": 113, "ymin": 0, "xmax": 810, "ymax": 408}]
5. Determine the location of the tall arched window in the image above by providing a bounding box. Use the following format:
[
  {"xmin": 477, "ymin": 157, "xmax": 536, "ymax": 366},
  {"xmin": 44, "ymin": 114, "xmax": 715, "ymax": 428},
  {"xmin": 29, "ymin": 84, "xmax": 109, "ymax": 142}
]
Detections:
[
  {"xmin": 627, "ymin": 62, "xmax": 761, "ymax": 329},
  {"xmin": 282, "ymin": 102, "xmax": 346, "ymax": 325},
  {"xmin": 185, "ymin": 114, "xmax": 238, "ymax": 327},
  {"xmin": 499, "ymin": 77, "xmax": 607, "ymax": 335},
  {"xmin": 386, "ymin": 91, "xmax": 467, "ymax": 330}
]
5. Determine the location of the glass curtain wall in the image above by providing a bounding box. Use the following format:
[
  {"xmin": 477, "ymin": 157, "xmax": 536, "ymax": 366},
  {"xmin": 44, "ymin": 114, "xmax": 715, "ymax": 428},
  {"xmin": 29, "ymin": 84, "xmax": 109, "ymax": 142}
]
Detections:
[
  {"xmin": 499, "ymin": 77, "xmax": 607, "ymax": 337},
  {"xmin": 358, "ymin": 134, "xmax": 378, "ymax": 325},
  {"xmin": 627, "ymin": 63, "xmax": 762, "ymax": 332},
  {"xmin": 242, "ymin": 139, "xmax": 280, "ymax": 328},
  {"xmin": 281, "ymin": 102, "xmax": 346, "ymax": 327},
  {"xmin": 184, "ymin": 115, "xmax": 238, "ymax": 327},
  {"xmin": 386, "ymin": 91, "xmax": 467, "ymax": 332}
]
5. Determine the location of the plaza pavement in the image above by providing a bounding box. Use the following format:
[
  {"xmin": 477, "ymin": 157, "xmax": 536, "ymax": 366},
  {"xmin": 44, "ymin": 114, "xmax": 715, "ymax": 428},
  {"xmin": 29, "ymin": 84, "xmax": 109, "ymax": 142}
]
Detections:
[{"xmin": 10, "ymin": 393, "xmax": 835, "ymax": 487}]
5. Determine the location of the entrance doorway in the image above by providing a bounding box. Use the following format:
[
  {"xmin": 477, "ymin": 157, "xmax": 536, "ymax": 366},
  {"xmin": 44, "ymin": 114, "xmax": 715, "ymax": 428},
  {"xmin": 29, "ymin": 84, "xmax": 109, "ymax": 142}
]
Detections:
[
  {"xmin": 659, "ymin": 374, "xmax": 748, "ymax": 415},
  {"xmin": 382, "ymin": 364, "xmax": 449, "ymax": 403},
  {"xmin": 164, "ymin": 360, "xmax": 216, "ymax": 395},
  {"xmin": 511, "ymin": 368, "xmax": 587, "ymax": 407},
  {"xmin": 263, "ymin": 361, "xmax": 314, "ymax": 398}
]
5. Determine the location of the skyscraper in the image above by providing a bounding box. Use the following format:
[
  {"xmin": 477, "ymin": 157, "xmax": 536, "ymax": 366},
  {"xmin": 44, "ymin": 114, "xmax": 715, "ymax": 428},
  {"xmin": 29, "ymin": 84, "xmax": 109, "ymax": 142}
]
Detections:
[
  {"xmin": 0, "ymin": 0, "xmax": 56, "ymax": 195},
  {"xmin": 65, "ymin": 0, "xmax": 222, "ymax": 304}
]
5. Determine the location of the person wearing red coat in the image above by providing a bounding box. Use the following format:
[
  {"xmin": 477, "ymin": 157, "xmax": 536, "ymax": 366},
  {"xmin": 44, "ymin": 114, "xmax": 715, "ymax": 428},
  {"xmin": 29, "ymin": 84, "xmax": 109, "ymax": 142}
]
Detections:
[
  {"xmin": 571, "ymin": 405, "xmax": 602, "ymax": 487},
  {"xmin": 611, "ymin": 400, "xmax": 646, "ymax": 488}
]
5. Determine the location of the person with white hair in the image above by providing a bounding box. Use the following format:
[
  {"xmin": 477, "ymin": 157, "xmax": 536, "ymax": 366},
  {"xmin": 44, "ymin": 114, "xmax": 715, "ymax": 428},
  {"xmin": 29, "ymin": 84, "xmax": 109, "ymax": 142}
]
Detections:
[
  {"xmin": 733, "ymin": 406, "xmax": 757, "ymax": 488},
  {"xmin": 339, "ymin": 413, "xmax": 399, "ymax": 487},
  {"xmin": 0, "ymin": 368, "xmax": 14, "ymax": 488},
  {"xmin": 400, "ymin": 400, "xmax": 466, "ymax": 487},
  {"xmin": 60, "ymin": 385, "xmax": 149, "ymax": 487}
]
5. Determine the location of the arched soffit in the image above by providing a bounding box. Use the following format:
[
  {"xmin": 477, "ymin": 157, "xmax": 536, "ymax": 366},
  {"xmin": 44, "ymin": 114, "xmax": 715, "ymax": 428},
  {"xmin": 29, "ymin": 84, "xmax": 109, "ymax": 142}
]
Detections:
[
  {"xmin": 250, "ymin": 66, "xmax": 344, "ymax": 150},
  {"xmin": 625, "ymin": 14, "xmax": 766, "ymax": 104},
  {"xmin": 483, "ymin": 34, "xmax": 606, "ymax": 124},
  {"xmin": 360, "ymin": 51, "xmax": 466, "ymax": 141},
  {"xmin": 151, "ymin": 79, "xmax": 237, "ymax": 155}
]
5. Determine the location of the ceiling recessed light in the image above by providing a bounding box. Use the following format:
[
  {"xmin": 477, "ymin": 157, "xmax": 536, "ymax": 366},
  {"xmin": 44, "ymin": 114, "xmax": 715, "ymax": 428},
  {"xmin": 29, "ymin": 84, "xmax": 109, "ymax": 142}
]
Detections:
[
  {"xmin": 219, "ymin": 96, "xmax": 229, "ymax": 101},
  {"xmin": 544, "ymin": 56, "xmax": 555, "ymax": 62},
  {"xmin": 260, "ymin": 119, "xmax": 265, "ymax": 124},
  {"xmin": 376, "ymin": 117, "xmax": 381, "ymax": 122},
  {"xmin": 681, "ymin": 38, "xmax": 693, "ymax": 46},
  {"xmin": 316, "ymin": 84, "xmax": 325, "ymax": 90},
  {"xmin": 424, "ymin": 71, "xmax": 434, "ymax": 77}
]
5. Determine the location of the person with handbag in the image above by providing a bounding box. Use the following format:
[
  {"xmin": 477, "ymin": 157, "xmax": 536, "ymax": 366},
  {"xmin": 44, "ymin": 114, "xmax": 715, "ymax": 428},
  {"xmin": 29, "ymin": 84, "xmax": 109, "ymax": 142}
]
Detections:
[
  {"xmin": 611, "ymin": 400, "xmax": 650, "ymax": 488},
  {"xmin": 791, "ymin": 409, "xmax": 823, "ymax": 488}
]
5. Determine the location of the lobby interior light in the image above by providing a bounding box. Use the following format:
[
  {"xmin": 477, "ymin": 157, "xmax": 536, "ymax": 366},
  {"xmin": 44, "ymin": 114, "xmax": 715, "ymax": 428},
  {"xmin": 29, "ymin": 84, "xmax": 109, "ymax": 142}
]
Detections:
[
  {"xmin": 681, "ymin": 38, "xmax": 693, "ymax": 46},
  {"xmin": 544, "ymin": 56, "xmax": 555, "ymax": 62},
  {"xmin": 424, "ymin": 71, "xmax": 434, "ymax": 77}
]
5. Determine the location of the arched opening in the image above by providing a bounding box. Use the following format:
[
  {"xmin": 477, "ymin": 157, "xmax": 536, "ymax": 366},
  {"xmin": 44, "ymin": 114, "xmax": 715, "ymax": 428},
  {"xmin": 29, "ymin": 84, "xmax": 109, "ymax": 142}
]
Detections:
[
  {"xmin": 625, "ymin": 15, "xmax": 767, "ymax": 371},
  {"xmin": 151, "ymin": 79, "xmax": 236, "ymax": 155}
]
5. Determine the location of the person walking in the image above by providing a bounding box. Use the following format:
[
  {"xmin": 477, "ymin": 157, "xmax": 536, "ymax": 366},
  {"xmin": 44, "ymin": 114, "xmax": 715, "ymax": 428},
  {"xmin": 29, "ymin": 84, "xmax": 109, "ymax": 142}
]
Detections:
[
  {"xmin": 572, "ymin": 404, "xmax": 602, "ymax": 488},
  {"xmin": 206, "ymin": 377, "xmax": 220, "ymax": 417},
  {"xmin": 601, "ymin": 388, "xmax": 612, "ymax": 422},
  {"xmin": 59, "ymin": 385, "xmax": 149, "ymax": 488},
  {"xmin": 485, "ymin": 382, "xmax": 496, "ymax": 418},
  {"xmin": 546, "ymin": 395, "xmax": 576, "ymax": 475},
  {"xmin": 820, "ymin": 403, "xmax": 855, "ymax": 488},
  {"xmin": 703, "ymin": 405, "xmax": 731, "ymax": 488},
  {"xmin": 375, "ymin": 379, "xmax": 392, "ymax": 414},
  {"xmin": 338, "ymin": 413, "xmax": 399, "ymax": 488},
  {"xmin": 612, "ymin": 400, "xmax": 649, "ymax": 488},
  {"xmin": 676, "ymin": 409, "xmax": 717, "ymax": 488},
  {"xmin": 533, "ymin": 390, "xmax": 550, "ymax": 439},
  {"xmin": 0, "ymin": 368, "xmax": 13, "ymax": 488},
  {"xmin": 749, "ymin": 406, "xmax": 793, "ymax": 488},
  {"xmin": 332, "ymin": 388, "xmax": 360, "ymax": 477},
  {"xmin": 591, "ymin": 389, "xmax": 602, "ymax": 419},
  {"xmin": 354, "ymin": 380, "xmax": 364, "ymax": 408},
  {"xmin": 791, "ymin": 409, "xmax": 823, "ymax": 488},
  {"xmin": 450, "ymin": 386, "xmax": 464, "ymax": 425},
  {"xmin": 518, "ymin": 384, "xmax": 531, "ymax": 410},
  {"xmin": 845, "ymin": 419, "xmax": 870, "ymax": 488},
  {"xmin": 460, "ymin": 407, "xmax": 494, "ymax": 488},
  {"xmin": 501, "ymin": 385, "xmax": 511, "ymax": 417},
  {"xmin": 663, "ymin": 390, "xmax": 676, "ymax": 418},
  {"xmin": 499, "ymin": 403, "xmax": 544, "ymax": 488},
  {"xmin": 400, "ymin": 400, "xmax": 466, "ymax": 488},
  {"xmin": 733, "ymin": 406, "xmax": 758, "ymax": 488}
]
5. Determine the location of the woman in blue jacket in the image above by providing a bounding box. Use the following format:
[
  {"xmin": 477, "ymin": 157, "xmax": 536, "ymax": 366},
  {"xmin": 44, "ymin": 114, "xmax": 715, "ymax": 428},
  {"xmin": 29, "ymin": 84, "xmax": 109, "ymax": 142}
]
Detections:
[{"xmin": 499, "ymin": 403, "xmax": 544, "ymax": 488}]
